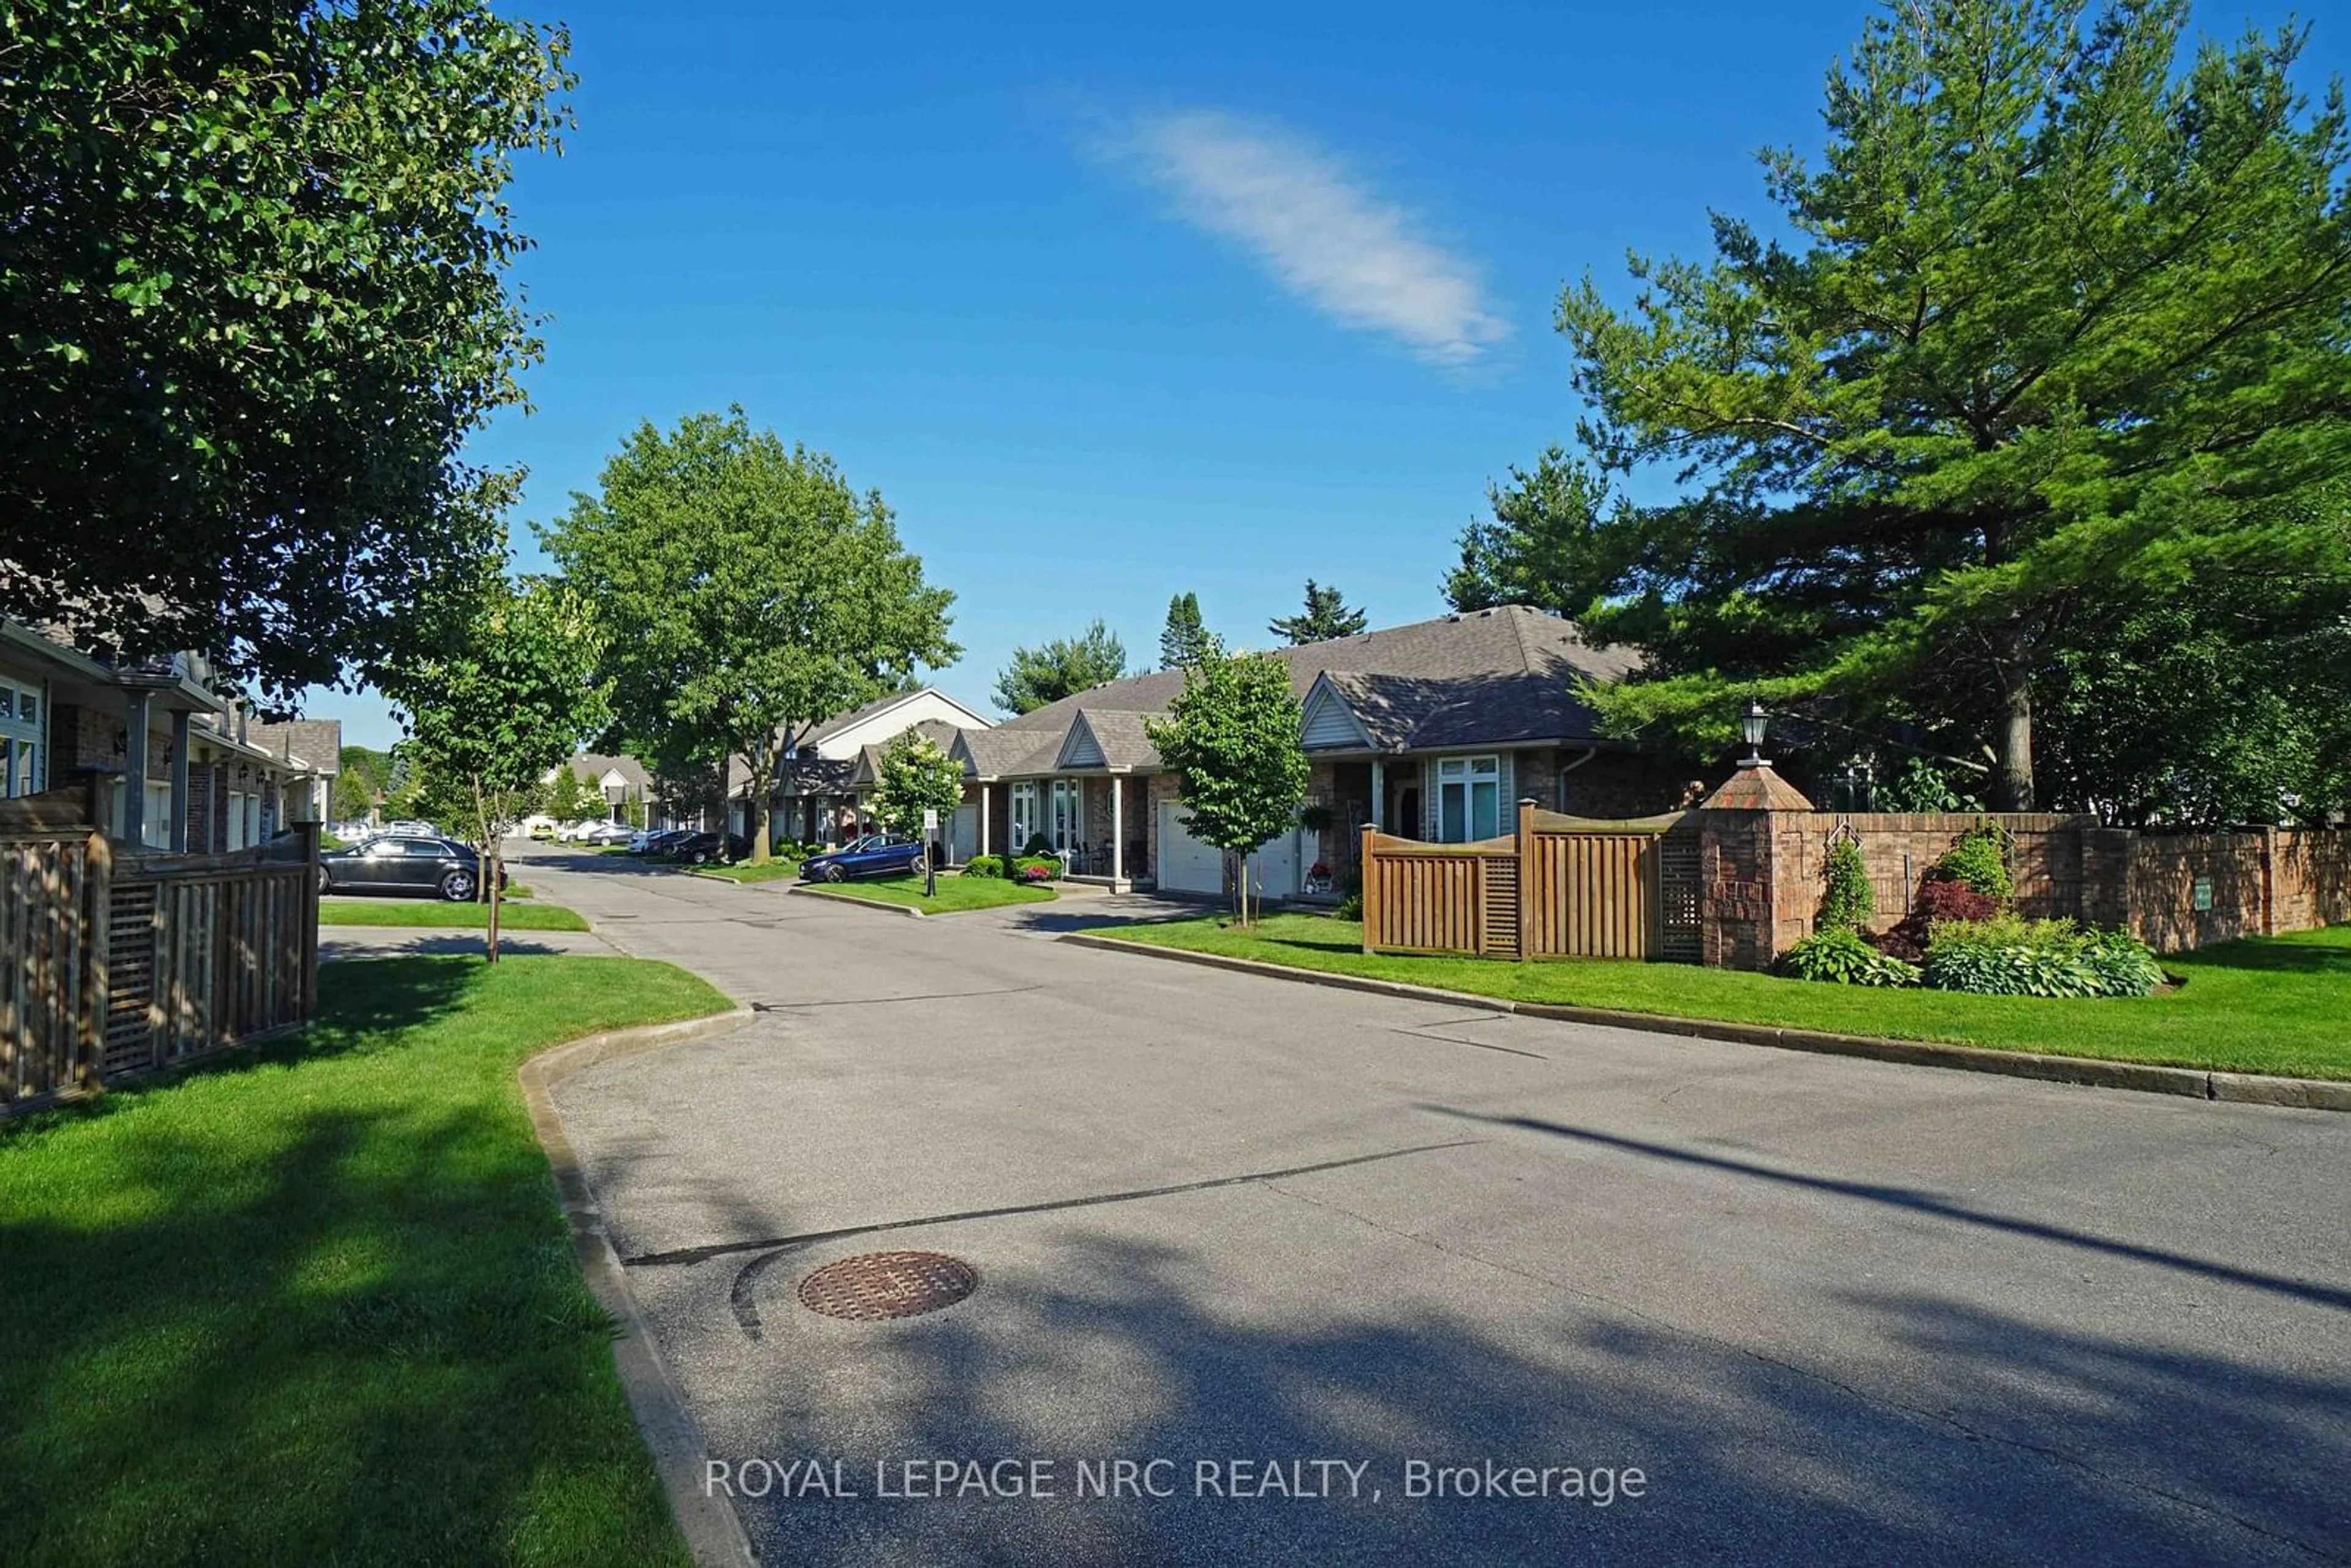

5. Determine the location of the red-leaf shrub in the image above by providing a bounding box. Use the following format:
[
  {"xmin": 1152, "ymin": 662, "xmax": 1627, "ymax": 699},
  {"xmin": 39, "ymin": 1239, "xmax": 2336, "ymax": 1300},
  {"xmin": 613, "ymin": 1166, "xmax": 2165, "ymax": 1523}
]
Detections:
[{"xmin": 1876, "ymin": 876, "xmax": 2000, "ymax": 961}]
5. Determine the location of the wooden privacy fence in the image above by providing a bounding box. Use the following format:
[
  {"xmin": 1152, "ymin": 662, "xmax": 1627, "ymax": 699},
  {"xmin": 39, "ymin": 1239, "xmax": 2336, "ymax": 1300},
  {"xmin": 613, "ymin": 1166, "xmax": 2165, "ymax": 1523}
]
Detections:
[
  {"xmin": 1360, "ymin": 802, "xmax": 1698, "ymax": 962},
  {"xmin": 1, "ymin": 792, "xmax": 318, "ymax": 1112}
]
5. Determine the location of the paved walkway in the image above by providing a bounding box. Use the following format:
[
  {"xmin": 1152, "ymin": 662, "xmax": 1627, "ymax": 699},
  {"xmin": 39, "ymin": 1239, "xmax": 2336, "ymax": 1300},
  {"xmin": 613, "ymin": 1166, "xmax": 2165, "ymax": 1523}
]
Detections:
[{"xmin": 514, "ymin": 847, "xmax": 2351, "ymax": 1567}]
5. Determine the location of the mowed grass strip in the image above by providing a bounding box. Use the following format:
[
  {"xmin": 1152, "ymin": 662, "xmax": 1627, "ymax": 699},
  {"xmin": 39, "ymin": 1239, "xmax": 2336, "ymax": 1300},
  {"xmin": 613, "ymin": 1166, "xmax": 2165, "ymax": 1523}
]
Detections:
[
  {"xmin": 0, "ymin": 955, "xmax": 730, "ymax": 1566},
  {"xmin": 691, "ymin": 860, "xmax": 801, "ymax": 883},
  {"xmin": 1092, "ymin": 913, "xmax": 2351, "ymax": 1081},
  {"xmin": 806, "ymin": 873, "xmax": 1056, "ymax": 912},
  {"xmin": 319, "ymin": 897, "xmax": 588, "ymax": 931}
]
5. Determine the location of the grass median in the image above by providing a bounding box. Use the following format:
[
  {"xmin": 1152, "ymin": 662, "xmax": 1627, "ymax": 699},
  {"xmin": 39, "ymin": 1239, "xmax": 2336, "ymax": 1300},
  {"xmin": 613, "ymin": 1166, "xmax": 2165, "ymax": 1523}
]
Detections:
[
  {"xmin": 691, "ymin": 859, "xmax": 801, "ymax": 883},
  {"xmin": 804, "ymin": 872, "xmax": 1056, "ymax": 913},
  {"xmin": 319, "ymin": 897, "xmax": 589, "ymax": 931},
  {"xmin": 1090, "ymin": 912, "xmax": 2351, "ymax": 1081},
  {"xmin": 0, "ymin": 955, "xmax": 729, "ymax": 1566}
]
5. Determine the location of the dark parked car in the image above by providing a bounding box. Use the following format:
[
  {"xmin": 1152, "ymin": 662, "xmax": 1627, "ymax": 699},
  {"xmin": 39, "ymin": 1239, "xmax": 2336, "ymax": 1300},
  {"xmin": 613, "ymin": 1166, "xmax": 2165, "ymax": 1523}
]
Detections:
[
  {"xmin": 318, "ymin": 835, "xmax": 502, "ymax": 901},
  {"xmin": 660, "ymin": 830, "xmax": 745, "ymax": 865},
  {"xmin": 799, "ymin": 833, "xmax": 928, "ymax": 883},
  {"xmin": 630, "ymin": 827, "xmax": 691, "ymax": 855}
]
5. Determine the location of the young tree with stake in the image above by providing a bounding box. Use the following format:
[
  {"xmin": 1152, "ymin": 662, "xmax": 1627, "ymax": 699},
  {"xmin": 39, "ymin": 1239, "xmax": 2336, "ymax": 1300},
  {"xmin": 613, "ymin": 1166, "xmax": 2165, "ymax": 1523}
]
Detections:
[
  {"xmin": 1145, "ymin": 644, "xmax": 1309, "ymax": 927},
  {"xmin": 383, "ymin": 571, "xmax": 609, "ymax": 962}
]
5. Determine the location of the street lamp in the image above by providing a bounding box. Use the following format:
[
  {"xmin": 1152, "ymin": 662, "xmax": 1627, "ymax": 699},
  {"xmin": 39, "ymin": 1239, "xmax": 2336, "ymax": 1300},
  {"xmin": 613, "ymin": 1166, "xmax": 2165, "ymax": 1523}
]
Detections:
[{"xmin": 1739, "ymin": 699, "xmax": 1769, "ymax": 768}]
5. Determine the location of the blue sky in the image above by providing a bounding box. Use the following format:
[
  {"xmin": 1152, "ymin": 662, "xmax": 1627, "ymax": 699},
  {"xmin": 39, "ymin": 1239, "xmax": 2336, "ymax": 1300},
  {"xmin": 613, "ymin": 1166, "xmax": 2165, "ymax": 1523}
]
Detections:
[{"xmin": 315, "ymin": 0, "xmax": 2347, "ymax": 749}]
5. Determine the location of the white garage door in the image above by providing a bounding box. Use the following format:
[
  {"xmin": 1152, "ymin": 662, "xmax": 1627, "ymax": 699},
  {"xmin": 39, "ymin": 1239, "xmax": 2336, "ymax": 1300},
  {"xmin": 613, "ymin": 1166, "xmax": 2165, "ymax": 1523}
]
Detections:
[
  {"xmin": 1157, "ymin": 800, "xmax": 1224, "ymax": 895},
  {"xmin": 1157, "ymin": 801, "xmax": 1300, "ymax": 898}
]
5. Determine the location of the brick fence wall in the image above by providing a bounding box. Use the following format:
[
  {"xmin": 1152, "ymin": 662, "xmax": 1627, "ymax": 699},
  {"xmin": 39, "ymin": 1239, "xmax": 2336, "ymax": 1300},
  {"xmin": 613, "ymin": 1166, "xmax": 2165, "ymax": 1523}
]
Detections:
[{"xmin": 1701, "ymin": 805, "xmax": 2351, "ymax": 967}]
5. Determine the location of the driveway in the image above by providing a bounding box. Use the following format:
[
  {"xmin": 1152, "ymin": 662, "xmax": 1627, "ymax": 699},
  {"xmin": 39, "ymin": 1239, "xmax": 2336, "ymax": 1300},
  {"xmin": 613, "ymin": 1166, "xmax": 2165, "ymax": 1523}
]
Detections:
[{"xmin": 514, "ymin": 847, "xmax": 2351, "ymax": 1567}]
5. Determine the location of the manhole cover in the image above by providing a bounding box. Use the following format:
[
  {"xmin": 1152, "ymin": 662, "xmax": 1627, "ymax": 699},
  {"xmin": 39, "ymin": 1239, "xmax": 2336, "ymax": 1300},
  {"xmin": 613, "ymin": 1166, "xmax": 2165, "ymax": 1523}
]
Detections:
[{"xmin": 798, "ymin": 1251, "xmax": 979, "ymax": 1320}]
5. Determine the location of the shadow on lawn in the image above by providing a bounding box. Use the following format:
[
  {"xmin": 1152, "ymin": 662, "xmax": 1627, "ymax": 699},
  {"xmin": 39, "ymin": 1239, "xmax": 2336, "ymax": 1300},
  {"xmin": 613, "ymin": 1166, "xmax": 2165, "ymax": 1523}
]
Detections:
[
  {"xmin": 2171, "ymin": 927, "xmax": 2351, "ymax": 977},
  {"xmin": 705, "ymin": 1225, "xmax": 2351, "ymax": 1566},
  {"xmin": 0, "ymin": 961, "xmax": 682, "ymax": 1563}
]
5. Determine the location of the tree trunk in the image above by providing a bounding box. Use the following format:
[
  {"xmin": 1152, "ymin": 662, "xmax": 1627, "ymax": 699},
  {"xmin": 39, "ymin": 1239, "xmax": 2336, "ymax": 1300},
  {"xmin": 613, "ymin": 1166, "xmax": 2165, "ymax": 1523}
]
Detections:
[
  {"xmin": 486, "ymin": 846, "xmax": 503, "ymax": 964},
  {"xmin": 1995, "ymin": 649, "xmax": 2035, "ymax": 812}
]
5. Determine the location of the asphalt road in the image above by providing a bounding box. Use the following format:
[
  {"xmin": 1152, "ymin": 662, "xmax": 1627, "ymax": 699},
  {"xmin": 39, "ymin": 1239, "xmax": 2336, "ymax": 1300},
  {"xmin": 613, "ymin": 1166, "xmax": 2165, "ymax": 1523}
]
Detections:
[{"xmin": 516, "ymin": 846, "xmax": 2351, "ymax": 1567}]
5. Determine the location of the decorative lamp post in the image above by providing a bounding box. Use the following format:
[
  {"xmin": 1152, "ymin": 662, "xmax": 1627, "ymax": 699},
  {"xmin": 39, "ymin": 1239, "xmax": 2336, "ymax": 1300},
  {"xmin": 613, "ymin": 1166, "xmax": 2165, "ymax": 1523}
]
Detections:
[{"xmin": 1738, "ymin": 699, "xmax": 1770, "ymax": 769}]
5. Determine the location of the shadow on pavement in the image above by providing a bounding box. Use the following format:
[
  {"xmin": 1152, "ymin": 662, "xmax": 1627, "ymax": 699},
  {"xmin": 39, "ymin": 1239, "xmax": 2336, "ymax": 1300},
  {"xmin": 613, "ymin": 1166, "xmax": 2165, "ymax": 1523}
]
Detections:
[{"xmin": 707, "ymin": 1228, "xmax": 2349, "ymax": 1565}]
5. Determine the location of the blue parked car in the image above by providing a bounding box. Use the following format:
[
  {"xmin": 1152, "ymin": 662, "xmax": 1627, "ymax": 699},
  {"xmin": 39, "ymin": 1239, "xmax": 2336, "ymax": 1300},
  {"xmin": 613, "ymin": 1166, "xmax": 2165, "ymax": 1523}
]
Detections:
[{"xmin": 799, "ymin": 833, "xmax": 929, "ymax": 883}]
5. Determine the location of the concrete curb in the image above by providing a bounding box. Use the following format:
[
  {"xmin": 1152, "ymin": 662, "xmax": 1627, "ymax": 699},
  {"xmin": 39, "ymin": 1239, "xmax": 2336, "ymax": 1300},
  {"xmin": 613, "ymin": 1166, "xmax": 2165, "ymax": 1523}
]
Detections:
[
  {"xmin": 517, "ymin": 1008, "xmax": 762, "ymax": 1568},
  {"xmin": 1057, "ymin": 933, "xmax": 2351, "ymax": 1114},
  {"xmin": 786, "ymin": 883, "xmax": 928, "ymax": 918}
]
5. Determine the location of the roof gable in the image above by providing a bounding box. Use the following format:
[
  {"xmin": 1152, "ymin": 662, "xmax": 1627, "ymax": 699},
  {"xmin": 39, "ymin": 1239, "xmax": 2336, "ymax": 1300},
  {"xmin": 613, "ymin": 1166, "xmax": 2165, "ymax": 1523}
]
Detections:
[
  {"xmin": 1299, "ymin": 674, "xmax": 1372, "ymax": 750},
  {"xmin": 1057, "ymin": 712, "xmax": 1106, "ymax": 769}
]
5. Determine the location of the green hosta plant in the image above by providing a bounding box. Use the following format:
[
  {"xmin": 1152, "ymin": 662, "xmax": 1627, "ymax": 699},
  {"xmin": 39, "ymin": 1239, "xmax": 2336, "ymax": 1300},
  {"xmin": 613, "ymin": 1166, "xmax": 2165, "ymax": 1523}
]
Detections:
[
  {"xmin": 1922, "ymin": 915, "xmax": 2161, "ymax": 999},
  {"xmin": 1779, "ymin": 928, "xmax": 1921, "ymax": 988},
  {"xmin": 2079, "ymin": 929, "xmax": 2166, "ymax": 998}
]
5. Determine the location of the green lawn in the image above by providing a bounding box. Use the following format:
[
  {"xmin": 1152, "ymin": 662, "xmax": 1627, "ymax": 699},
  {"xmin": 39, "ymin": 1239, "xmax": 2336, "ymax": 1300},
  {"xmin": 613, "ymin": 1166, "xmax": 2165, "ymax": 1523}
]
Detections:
[
  {"xmin": 319, "ymin": 897, "xmax": 589, "ymax": 931},
  {"xmin": 0, "ymin": 955, "xmax": 730, "ymax": 1565},
  {"xmin": 808, "ymin": 873, "xmax": 1057, "ymax": 912},
  {"xmin": 692, "ymin": 859, "xmax": 801, "ymax": 883},
  {"xmin": 1092, "ymin": 913, "xmax": 2351, "ymax": 1081}
]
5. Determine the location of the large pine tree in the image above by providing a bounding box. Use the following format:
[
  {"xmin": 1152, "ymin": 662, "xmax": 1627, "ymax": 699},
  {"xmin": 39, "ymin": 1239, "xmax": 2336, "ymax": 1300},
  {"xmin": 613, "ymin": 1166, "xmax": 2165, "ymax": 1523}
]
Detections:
[{"xmin": 1503, "ymin": 0, "xmax": 2351, "ymax": 811}]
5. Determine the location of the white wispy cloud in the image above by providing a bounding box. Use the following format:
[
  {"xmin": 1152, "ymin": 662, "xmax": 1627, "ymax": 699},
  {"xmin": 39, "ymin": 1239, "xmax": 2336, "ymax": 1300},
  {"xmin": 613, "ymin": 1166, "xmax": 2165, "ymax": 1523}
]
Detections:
[{"xmin": 1112, "ymin": 110, "xmax": 1507, "ymax": 367}]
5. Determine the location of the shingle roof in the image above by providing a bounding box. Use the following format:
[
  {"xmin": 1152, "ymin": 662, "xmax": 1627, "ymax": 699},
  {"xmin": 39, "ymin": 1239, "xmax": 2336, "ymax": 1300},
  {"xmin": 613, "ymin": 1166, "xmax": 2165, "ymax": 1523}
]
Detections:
[
  {"xmin": 571, "ymin": 752, "xmax": 653, "ymax": 791},
  {"xmin": 962, "ymin": 606, "xmax": 1632, "ymax": 774},
  {"xmin": 249, "ymin": 718, "xmax": 343, "ymax": 775}
]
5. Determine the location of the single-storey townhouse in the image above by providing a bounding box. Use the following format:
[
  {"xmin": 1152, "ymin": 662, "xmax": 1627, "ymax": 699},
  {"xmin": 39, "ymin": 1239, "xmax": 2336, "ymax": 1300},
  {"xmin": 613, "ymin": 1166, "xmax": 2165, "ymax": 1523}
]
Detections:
[
  {"xmin": 943, "ymin": 604, "xmax": 1692, "ymax": 896},
  {"xmin": 756, "ymin": 687, "xmax": 992, "ymax": 849},
  {"xmin": 1, "ymin": 618, "xmax": 337, "ymax": 852}
]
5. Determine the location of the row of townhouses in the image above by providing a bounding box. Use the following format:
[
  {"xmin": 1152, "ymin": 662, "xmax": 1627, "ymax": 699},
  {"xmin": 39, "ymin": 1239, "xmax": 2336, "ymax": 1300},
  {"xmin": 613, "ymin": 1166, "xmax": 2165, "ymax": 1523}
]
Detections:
[
  {"xmin": 606, "ymin": 605, "xmax": 1687, "ymax": 898},
  {"xmin": 0, "ymin": 619, "xmax": 339, "ymax": 852}
]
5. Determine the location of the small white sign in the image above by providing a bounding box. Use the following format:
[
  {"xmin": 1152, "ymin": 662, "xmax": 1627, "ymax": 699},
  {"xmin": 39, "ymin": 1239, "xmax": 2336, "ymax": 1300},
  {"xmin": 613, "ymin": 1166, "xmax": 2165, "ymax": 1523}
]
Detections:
[{"xmin": 922, "ymin": 808, "xmax": 940, "ymax": 833}]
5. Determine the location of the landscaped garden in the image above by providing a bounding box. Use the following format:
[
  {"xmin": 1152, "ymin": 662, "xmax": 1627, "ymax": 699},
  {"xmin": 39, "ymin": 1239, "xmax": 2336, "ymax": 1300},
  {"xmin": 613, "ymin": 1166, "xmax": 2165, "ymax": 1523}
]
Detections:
[
  {"xmin": 0, "ymin": 955, "xmax": 729, "ymax": 1564},
  {"xmin": 1090, "ymin": 913, "xmax": 2351, "ymax": 1081},
  {"xmin": 318, "ymin": 897, "xmax": 590, "ymax": 931},
  {"xmin": 808, "ymin": 871, "xmax": 1056, "ymax": 913}
]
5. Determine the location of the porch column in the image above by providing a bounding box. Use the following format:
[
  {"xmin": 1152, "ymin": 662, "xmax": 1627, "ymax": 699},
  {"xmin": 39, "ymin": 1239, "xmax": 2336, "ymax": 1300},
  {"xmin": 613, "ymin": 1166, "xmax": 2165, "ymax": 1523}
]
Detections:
[
  {"xmin": 1370, "ymin": 757, "xmax": 1385, "ymax": 836},
  {"xmin": 979, "ymin": 783, "xmax": 991, "ymax": 857},
  {"xmin": 122, "ymin": 690, "xmax": 153, "ymax": 847},
  {"xmin": 1110, "ymin": 775, "xmax": 1123, "ymax": 883},
  {"xmin": 168, "ymin": 710, "xmax": 192, "ymax": 853}
]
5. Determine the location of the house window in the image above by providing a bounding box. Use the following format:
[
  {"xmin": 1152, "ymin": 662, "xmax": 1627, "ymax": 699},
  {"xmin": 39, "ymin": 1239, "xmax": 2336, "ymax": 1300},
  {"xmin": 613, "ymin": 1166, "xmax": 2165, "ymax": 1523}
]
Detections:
[
  {"xmin": 1436, "ymin": 755, "xmax": 1501, "ymax": 842},
  {"xmin": 0, "ymin": 678, "xmax": 43, "ymax": 799},
  {"xmin": 1010, "ymin": 782, "xmax": 1038, "ymax": 850},
  {"xmin": 1049, "ymin": 779, "xmax": 1084, "ymax": 856}
]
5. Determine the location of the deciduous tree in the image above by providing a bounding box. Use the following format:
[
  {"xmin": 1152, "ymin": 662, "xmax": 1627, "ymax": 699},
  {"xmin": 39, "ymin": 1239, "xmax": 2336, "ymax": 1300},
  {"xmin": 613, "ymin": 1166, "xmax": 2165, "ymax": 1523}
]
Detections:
[
  {"xmin": 868, "ymin": 727, "xmax": 966, "ymax": 847},
  {"xmin": 1, "ymin": 1, "xmax": 574, "ymax": 703},
  {"xmin": 994, "ymin": 620, "xmax": 1128, "ymax": 714},
  {"xmin": 546, "ymin": 410, "xmax": 959, "ymax": 863},
  {"xmin": 380, "ymin": 568, "xmax": 609, "ymax": 961},
  {"xmin": 1145, "ymin": 644, "xmax": 1309, "ymax": 926}
]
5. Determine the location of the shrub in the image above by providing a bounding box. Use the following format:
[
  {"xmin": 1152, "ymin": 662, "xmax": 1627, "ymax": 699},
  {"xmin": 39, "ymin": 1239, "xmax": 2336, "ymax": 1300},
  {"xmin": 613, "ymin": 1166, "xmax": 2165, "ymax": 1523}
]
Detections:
[
  {"xmin": 1335, "ymin": 890, "xmax": 1363, "ymax": 920},
  {"xmin": 1019, "ymin": 833, "xmax": 1054, "ymax": 857},
  {"xmin": 1877, "ymin": 877, "xmax": 2000, "ymax": 961},
  {"xmin": 1930, "ymin": 823, "xmax": 2014, "ymax": 907},
  {"xmin": 961, "ymin": 855, "xmax": 1004, "ymax": 879},
  {"xmin": 1779, "ymin": 927, "xmax": 1921, "ymax": 987},
  {"xmin": 1921, "ymin": 915, "xmax": 2159, "ymax": 999},
  {"xmin": 2079, "ymin": 928, "xmax": 2165, "ymax": 997},
  {"xmin": 1015, "ymin": 858, "xmax": 1056, "ymax": 883},
  {"xmin": 1817, "ymin": 838, "xmax": 1872, "ymax": 934}
]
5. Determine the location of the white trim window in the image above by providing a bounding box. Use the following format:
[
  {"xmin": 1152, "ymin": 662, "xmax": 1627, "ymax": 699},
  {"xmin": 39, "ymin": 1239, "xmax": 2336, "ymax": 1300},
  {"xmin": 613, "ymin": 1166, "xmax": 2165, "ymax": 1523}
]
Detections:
[
  {"xmin": 0, "ymin": 677, "xmax": 44, "ymax": 800},
  {"xmin": 1009, "ymin": 782, "xmax": 1038, "ymax": 852},
  {"xmin": 1436, "ymin": 754, "xmax": 1502, "ymax": 842}
]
